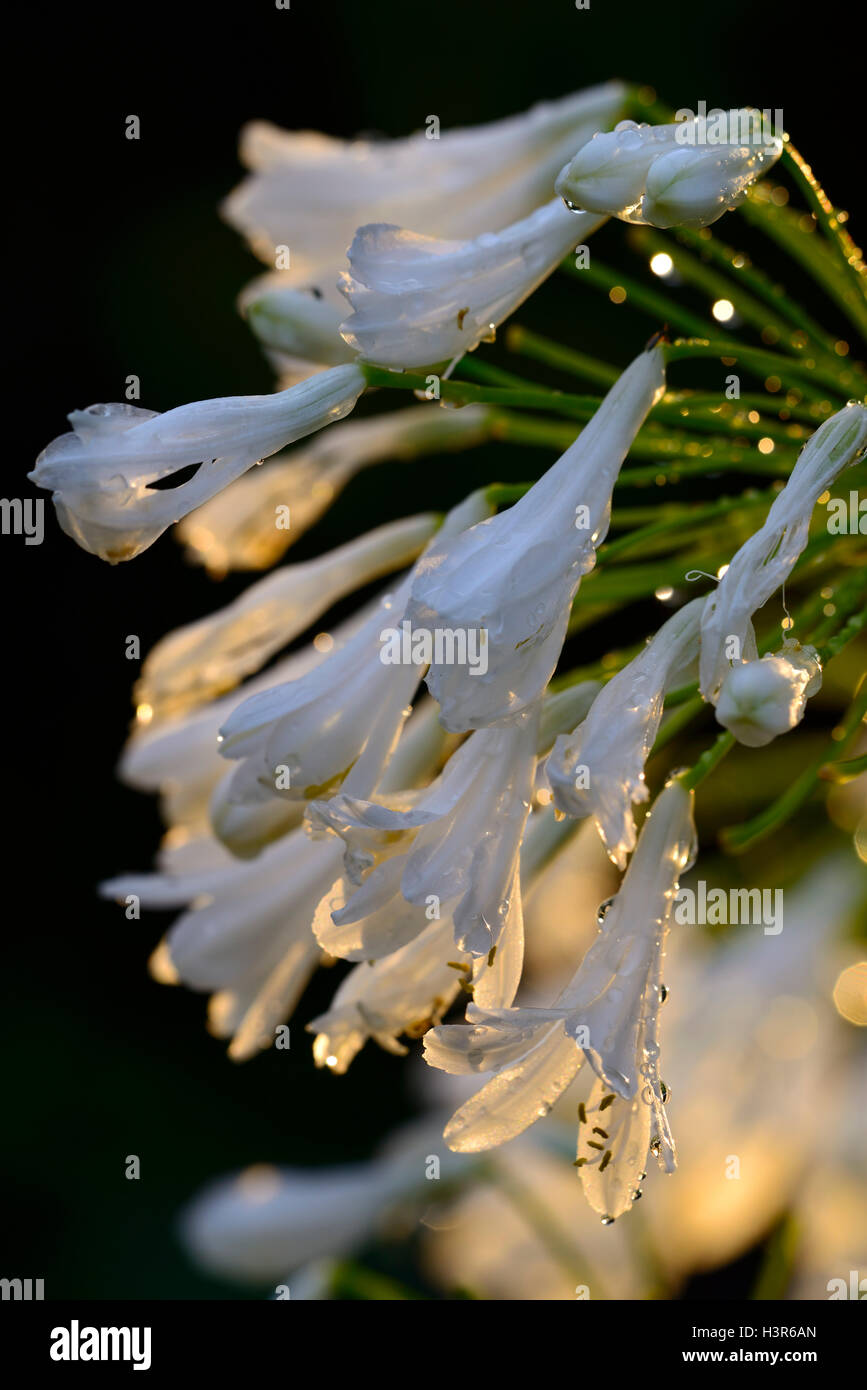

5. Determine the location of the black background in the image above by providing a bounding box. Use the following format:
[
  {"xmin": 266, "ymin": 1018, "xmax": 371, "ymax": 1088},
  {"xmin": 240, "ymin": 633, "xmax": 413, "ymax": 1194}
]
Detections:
[{"xmin": 4, "ymin": 0, "xmax": 863, "ymax": 1298}]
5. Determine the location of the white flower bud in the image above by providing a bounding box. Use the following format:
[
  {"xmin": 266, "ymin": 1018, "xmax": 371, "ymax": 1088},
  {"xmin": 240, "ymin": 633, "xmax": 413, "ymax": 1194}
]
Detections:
[{"xmin": 714, "ymin": 648, "xmax": 822, "ymax": 747}]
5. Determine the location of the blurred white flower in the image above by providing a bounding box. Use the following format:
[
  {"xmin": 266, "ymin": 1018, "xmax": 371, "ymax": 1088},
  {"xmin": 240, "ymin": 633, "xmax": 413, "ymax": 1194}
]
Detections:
[
  {"xmin": 714, "ymin": 643, "xmax": 822, "ymax": 747},
  {"xmin": 177, "ymin": 403, "xmax": 492, "ymax": 575},
  {"xmin": 339, "ymin": 199, "xmax": 606, "ymax": 370},
  {"xmin": 700, "ymin": 401, "xmax": 867, "ymax": 701},
  {"xmin": 407, "ymin": 343, "xmax": 666, "ymax": 730},
  {"xmin": 556, "ymin": 111, "xmax": 782, "ymax": 229},
  {"xmin": 29, "ymin": 364, "xmax": 366, "ymax": 563},
  {"xmin": 546, "ymin": 597, "xmax": 703, "ymax": 866}
]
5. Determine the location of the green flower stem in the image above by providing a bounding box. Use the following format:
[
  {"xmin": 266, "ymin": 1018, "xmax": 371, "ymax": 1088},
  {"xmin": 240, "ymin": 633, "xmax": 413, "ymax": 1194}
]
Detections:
[
  {"xmin": 597, "ymin": 488, "xmax": 776, "ymax": 563},
  {"xmin": 631, "ymin": 227, "xmax": 854, "ymax": 382},
  {"xmin": 663, "ymin": 337, "xmax": 848, "ymax": 400},
  {"xmin": 678, "ymin": 730, "xmax": 736, "ymax": 792},
  {"xmin": 780, "ymin": 142, "xmax": 867, "ymax": 337},
  {"xmin": 561, "ymin": 255, "xmax": 711, "ymax": 338},
  {"xmin": 739, "ymin": 185, "xmax": 867, "ymax": 345},
  {"xmin": 819, "ymin": 750, "xmax": 867, "ymax": 784},
  {"xmin": 655, "ymin": 225, "xmax": 854, "ymax": 369},
  {"xmin": 505, "ymin": 324, "xmax": 620, "ymax": 388}
]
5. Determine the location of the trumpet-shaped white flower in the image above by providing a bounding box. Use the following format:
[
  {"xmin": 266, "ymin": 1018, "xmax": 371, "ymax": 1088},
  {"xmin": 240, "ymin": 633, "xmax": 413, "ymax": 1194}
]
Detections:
[
  {"xmin": 407, "ymin": 343, "xmax": 667, "ymax": 730},
  {"xmin": 28, "ymin": 364, "xmax": 366, "ymax": 563},
  {"xmin": 177, "ymin": 403, "xmax": 492, "ymax": 575},
  {"xmin": 424, "ymin": 777, "xmax": 696, "ymax": 1220},
  {"xmin": 714, "ymin": 643, "xmax": 822, "ymax": 747},
  {"xmin": 217, "ymin": 490, "xmax": 490, "ymax": 808},
  {"xmin": 223, "ymin": 85, "xmax": 626, "ymax": 306},
  {"xmin": 309, "ymin": 804, "xmax": 586, "ymax": 1069},
  {"xmin": 555, "ymin": 112, "xmax": 782, "ymax": 229},
  {"xmin": 339, "ymin": 198, "xmax": 606, "ymax": 370},
  {"xmin": 135, "ymin": 513, "xmax": 437, "ymax": 724},
  {"xmin": 546, "ymin": 597, "xmax": 704, "ymax": 866},
  {"xmin": 700, "ymin": 401, "xmax": 867, "ymax": 701}
]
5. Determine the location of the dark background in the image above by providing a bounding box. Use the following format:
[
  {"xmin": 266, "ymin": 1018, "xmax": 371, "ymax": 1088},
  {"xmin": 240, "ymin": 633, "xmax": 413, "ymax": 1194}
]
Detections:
[{"xmin": 5, "ymin": 0, "xmax": 863, "ymax": 1298}]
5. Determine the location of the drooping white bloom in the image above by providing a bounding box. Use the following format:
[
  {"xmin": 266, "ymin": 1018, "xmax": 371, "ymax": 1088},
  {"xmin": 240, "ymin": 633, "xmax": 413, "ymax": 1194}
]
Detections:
[
  {"xmin": 714, "ymin": 643, "xmax": 822, "ymax": 747},
  {"xmin": 309, "ymin": 802, "xmax": 591, "ymax": 1070},
  {"xmin": 546, "ymin": 597, "xmax": 704, "ymax": 866},
  {"xmin": 700, "ymin": 402, "xmax": 867, "ymax": 701},
  {"xmin": 555, "ymin": 111, "xmax": 782, "ymax": 229},
  {"xmin": 424, "ymin": 777, "xmax": 696, "ymax": 1220},
  {"xmin": 180, "ymin": 1111, "xmax": 467, "ymax": 1289},
  {"xmin": 28, "ymin": 364, "xmax": 366, "ymax": 563},
  {"xmin": 177, "ymin": 403, "xmax": 492, "ymax": 575},
  {"xmin": 406, "ymin": 343, "xmax": 667, "ymax": 730},
  {"xmin": 121, "ymin": 606, "xmax": 370, "ymax": 855},
  {"xmin": 217, "ymin": 490, "xmax": 491, "ymax": 807},
  {"xmin": 223, "ymin": 85, "xmax": 627, "ymax": 307},
  {"xmin": 135, "ymin": 513, "xmax": 437, "ymax": 724},
  {"xmin": 339, "ymin": 198, "xmax": 606, "ymax": 370}
]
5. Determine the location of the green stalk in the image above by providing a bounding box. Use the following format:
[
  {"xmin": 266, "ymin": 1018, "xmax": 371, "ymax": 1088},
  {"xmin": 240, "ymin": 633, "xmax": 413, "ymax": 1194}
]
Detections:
[
  {"xmin": 664, "ymin": 337, "xmax": 848, "ymax": 400},
  {"xmin": 780, "ymin": 142, "xmax": 867, "ymax": 338}
]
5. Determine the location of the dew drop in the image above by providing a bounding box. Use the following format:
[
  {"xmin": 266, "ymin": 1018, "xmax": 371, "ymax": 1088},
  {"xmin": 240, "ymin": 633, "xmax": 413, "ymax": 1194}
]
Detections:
[
  {"xmin": 596, "ymin": 896, "xmax": 616, "ymax": 926},
  {"xmin": 601, "ymin": 1215, "xmax": 616, "ymax": 1226}
]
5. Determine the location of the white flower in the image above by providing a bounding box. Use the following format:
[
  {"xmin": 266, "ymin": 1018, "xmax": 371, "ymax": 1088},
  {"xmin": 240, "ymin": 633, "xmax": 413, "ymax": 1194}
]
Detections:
[
  {"xmin": 241, "ymin": 278, "xmax": 358, "ymax": 382},
  {"xmin": 714, "ymin": 643, "xmax": 822, "ymax": 747},
  {"xmin": 28, "ymin": 363, "xmax": 366, "ymax": 562},
  {"xmin": 406, "ymin": 343, "xmax": 667, "ymax": 730},
  {"xmin": 177, "ymin": 402, "xmax": 492, "ymax": 576},
  {"xmin": 338, "ymin": 198, "xmax": 606, "ymax": 370},
  {"xmin": 309, "ymin": 803, "xmax": 588, "ymax": 1069},
  {"xmin": 135, "ymin": 513, "xmax": 437, "ymax": 724},
  {"xmin": 217, "ymin": 490, "xmax": 491, "ymax": 808},
  {"xmin": 120, "ymin": 606, "xmax": 369, "ymax": 854},
  {"xmin": 223, "ymin": 85, "xmax": 626, "ymax": 306},
  {"xmin": 424, "ymin": 777, "xmax": 696, "ymax": 1221},
  {"xmin": 700, "ymin": 402, "xmax": 867, "ymax": 701},
  {"xmin": 546, "ymin": 597, "xmax": 704, "ymax": 866},
  {"xmin": 555, "ymin": 111, "xmax": 782, "ymax": 229}
]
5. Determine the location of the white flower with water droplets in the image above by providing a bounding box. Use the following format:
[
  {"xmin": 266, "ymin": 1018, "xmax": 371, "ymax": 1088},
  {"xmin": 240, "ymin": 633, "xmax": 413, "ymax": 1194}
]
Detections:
[
  {"xmin": 28, "ymin": 364, "xmax": 366, "ymax": 563},
  {"xmin": 406, "ymin": 343, "xmax": 667, "ymax": 731},
  {"xmin": 556, "ymin": 112, "xmax": 782, "ymax": 230},
  {"xmin": 700, "ymin": 401, "xmax": 867, "ymax": 701},
  {"xmin": 424, "ymin": 777, "xmax": 695, "ymax": 1222},
  {"xmin": 546, "ymin": 597, "xmax": 703, "ymax": 866},
  {"xmin": 714, "ymin": 643, "xmax": 822, "ymax": 747},
  {"xmin": 338, "ymin": 198, "xmax": 606, "ymax": 370}
]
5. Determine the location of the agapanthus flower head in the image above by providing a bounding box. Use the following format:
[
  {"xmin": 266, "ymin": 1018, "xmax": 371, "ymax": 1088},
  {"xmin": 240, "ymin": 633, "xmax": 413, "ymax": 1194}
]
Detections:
[
  {"xmin": 700, "ymin": 401, "xmax": 867, "ymax": 701},
  {"xmin": 714, "ymin": 643, "xmax": 822, "ymax": 747},
  {"xmin": 339, "ymin": 199, "xmax": 606, "ymax": 370},
  {"xmin": 406, "ymin": 342, "xmax": 667, "ymax": 730},
  {"xmin": 29, "ymin": 364, "xmax": 366, "ymax": 562},
  {"xmin": 546, "ymin": 597, "xmax": 703, "ymax": 866},
  {"xmin": 424, "ymin": 776, "xmax": 695, "ymax": 1221},
  {"xmin": 555, "ymin": 111, "xmax": 783, "ymax": 229}
]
